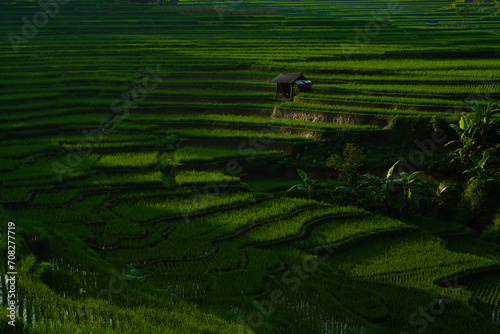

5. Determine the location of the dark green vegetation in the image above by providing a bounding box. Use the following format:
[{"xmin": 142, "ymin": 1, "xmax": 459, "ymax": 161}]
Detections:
[{"xmin": 1, "ymin": 0, "xmax": 500, "ymax": 333}]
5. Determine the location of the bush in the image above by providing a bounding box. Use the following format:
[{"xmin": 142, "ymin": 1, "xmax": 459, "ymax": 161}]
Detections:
[
  {"xmin": 481, "ymin": 213, "xmax": 500, "ymax": 244},
  {"xmin": 456, "ymin": 179, "xmax": 500, "ymax": 230},
  {"xmin": 482, "ymin": 225, "xmax": 500, "ymax": 244},
  {"xmin": 327, "ymin": 143, "xmax": 365, "ymax": 188}
]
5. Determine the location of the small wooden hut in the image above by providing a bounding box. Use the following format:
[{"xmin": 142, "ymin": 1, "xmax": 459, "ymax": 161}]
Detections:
[{"xmin": 270, "ymin": 72, "xmax": 312, "ymax": 100}]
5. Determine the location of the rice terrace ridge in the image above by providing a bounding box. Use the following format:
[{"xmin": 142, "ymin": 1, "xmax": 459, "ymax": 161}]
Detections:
[{"xmin": 1, "ymin": 0, "xmax": 500, "ymax": 333}]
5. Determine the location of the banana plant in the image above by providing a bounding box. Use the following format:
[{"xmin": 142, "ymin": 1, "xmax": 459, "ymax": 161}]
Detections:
[
  {"xmin": 447, "ymin": 99, "xmax": 499, "ymax": 165},
  {"xmin": 360, "ymin": 161, "xmax": 428, "ymax": 215},
  {"xmin": 393, "ymin": 170, "xmax": 427, "ymax": 215},
  {"xmin": 287, "ymin": 168, "xmax": 324, "ymax": 199},
  {"xmin": 359, "ymin": 161, "xmax": 399, "ymax": 212},
  {"xmin": 447, "ymin": 112, "xmax": 476, "ymax": 162},
  {"xmin": 361, "ymin": 161, "xmax": 399, "ymax": 195},
  {"xmin": 464, "ymin": 149, "xmax": 490, "ymax": 182},
  {"xmin": 431, "ymin": 181, "xmax": 449, "ymax": 207},
  {"xmin": 330, "ymin": 185, "xmax": 357, "ymax": 205}
]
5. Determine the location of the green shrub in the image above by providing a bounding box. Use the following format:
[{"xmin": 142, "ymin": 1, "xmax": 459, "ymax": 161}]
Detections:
[
  {"xmin": 456, "ymin": 179, "xmax": 500, "ymax": 230},
  {"xmin": 327, "ymin": 143, "xmax": 365, "ymax": 188},
  {"xmin": 481, "ymin": 213, "xmax": 500, "ymax": 243},
  {"xmin": 481, "ymin": 224, "xmax": 500, "ymax": 243}
]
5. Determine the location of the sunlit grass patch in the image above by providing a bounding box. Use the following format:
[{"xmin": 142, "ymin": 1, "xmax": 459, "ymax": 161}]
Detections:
[
  {"xmin": 173, "ymin": 146, "xmax": 283, "ymax": 163},
  {"xmin": 175, "ymin": 170, "xmax": 240, "ymax": 186},
  {"xmin": 95, "ymin": 152, "xmax": 159, "ymax": 168}
]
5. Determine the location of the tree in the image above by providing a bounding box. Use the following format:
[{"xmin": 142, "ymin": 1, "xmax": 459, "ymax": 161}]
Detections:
[
  {"xmin": 393, "ymin": 170, "xmax": 428, "ymax": 216},
  {"xmin": 359, "ymin": 160, "xmax": 399, "ymax": 213},
  {"xmin": 456, "ymin": 4, "xmax": 473, "ymax": 27},
  {"xmin": 326, "ymin": 143, "xmax": 365, "ymax": 188},
  {"xmin": 465, "ymin": 150, "xmax": 490, "ymax": 182},
  {"xmin": 445, "ymin": 100, "xmax": 500, "ymax": 230},
  {"xmin": 446, "ymin": 99, "xmax": 500, "ymax": 167}
]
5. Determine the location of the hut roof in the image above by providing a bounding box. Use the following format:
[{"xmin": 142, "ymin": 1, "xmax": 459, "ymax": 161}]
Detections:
[{"xmin": 270, "ymin": 73, "xmax": 307, "ymax": 84}]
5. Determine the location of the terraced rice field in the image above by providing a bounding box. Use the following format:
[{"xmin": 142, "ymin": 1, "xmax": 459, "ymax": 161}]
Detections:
[{"xmin": 1, "ymin": 0, "xmax": 500, "ymax": 333}]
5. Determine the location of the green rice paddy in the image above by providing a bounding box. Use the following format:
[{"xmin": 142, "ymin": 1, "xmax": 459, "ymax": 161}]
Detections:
[{"xmin": 1, "ymin": 0, "xmax": 500, "ymax": 333}]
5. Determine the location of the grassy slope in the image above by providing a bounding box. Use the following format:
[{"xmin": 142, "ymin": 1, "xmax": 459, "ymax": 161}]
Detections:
[{"xmin": 1, "ymin": 0, "xmax": 500, "ymax": 333}]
